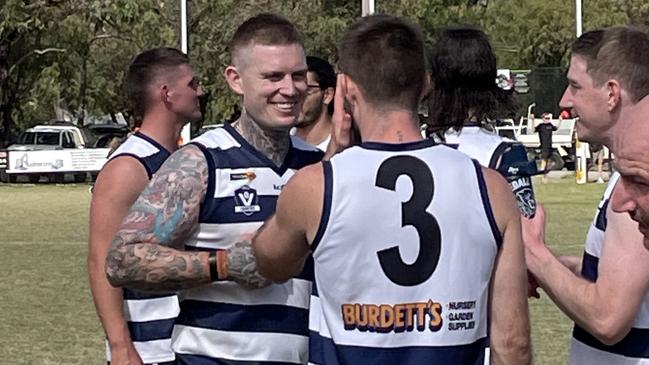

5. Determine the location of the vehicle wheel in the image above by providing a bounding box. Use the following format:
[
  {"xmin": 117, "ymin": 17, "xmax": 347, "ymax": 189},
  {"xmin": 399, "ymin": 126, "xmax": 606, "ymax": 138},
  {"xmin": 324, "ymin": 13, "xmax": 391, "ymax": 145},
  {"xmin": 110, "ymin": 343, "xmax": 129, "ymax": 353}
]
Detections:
[
  {"xmin": 74, "ymin": 173, "xmax": 87, "ymax": 183},
  {"xmin": 549, "ymin": 151, "xmax": 565, "ymax": 171},
  {"xmin": 0, "ymin": 171, "xmax": 8, "ymax": 183},
  {"xmin": 8, "ymin": 174, "xmax": 17, "ymax": 183},
  {"xmin": 28, "ymin": 175, "xmax": 40, "ymax": 183}
]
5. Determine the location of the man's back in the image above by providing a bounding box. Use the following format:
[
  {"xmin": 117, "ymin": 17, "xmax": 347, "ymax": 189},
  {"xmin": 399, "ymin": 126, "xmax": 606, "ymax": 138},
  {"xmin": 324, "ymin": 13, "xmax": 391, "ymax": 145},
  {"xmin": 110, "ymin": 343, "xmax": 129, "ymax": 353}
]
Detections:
[{"xmin": 309, "ymin": 140, "xmax": 500, "ymax": 364}]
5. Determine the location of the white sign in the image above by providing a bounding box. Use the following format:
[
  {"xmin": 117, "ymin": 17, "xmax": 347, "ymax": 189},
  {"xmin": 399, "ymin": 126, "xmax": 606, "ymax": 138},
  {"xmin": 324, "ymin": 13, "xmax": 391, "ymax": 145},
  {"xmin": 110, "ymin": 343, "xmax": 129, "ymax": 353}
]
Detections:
[{"xmin": 6, "ymin": 149, "xmax": 110, "ymax": 173}]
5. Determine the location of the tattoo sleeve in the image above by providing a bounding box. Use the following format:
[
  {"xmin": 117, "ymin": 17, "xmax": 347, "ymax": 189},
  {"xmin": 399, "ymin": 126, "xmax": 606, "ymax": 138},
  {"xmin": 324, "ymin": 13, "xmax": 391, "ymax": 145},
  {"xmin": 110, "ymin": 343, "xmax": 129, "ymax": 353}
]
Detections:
[
  {"xmin": 226, "ymin": 234, "xmax": 271, "ymax": 289},
  {"xmin": 105, "ymin": 145, "xmax": 211, "ymax": 292}
]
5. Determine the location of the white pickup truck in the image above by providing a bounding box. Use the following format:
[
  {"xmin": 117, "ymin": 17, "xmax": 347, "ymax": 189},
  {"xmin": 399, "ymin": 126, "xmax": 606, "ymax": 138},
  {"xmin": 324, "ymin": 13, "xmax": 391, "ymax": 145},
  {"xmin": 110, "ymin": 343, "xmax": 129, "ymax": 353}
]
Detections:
[
  {"xmin": 0, "ymin": 123, "xmax": 112, "ymax": 183},
  {"xmin": 495, "ymin": 116, "xmax": 577, "ymax": 170}
]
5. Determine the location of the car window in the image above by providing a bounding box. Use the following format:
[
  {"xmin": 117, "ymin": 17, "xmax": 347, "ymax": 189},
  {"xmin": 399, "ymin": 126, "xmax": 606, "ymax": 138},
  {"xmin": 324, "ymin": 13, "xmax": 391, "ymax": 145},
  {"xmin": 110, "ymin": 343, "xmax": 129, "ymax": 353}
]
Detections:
[
  {"xmin": 36, "ymin": 132, "xmax": 60, "ymax": 145},
  {"xmin": 19, "ymin": 132, "xmax": 36, "ymax": 144}
]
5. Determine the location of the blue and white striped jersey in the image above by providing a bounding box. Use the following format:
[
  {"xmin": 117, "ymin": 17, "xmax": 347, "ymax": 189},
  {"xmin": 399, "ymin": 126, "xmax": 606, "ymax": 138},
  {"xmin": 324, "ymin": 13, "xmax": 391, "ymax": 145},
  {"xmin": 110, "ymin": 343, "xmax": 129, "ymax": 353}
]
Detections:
[
  {"xmin": 172, "ymin": 123, "xmax": 323, "ymax": 364},
  {"xmin": 569, "ymin": 173, "xmax": 649, "ymax": 364},
  {"xmin": 309, "ymin": 139, "xmax": 500, "ymax": 365},
  {"xmin": 107, "ymin": 131, "xmax": 180, "ymax": 364}
]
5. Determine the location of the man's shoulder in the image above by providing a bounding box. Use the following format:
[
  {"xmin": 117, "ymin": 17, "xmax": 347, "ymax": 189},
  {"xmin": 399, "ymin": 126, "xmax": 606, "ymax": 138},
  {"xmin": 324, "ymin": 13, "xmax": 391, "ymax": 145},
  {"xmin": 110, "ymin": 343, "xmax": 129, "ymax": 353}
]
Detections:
[{"xmin": 190, "ymin": 126, "xmax": 240, "ymax": 150}]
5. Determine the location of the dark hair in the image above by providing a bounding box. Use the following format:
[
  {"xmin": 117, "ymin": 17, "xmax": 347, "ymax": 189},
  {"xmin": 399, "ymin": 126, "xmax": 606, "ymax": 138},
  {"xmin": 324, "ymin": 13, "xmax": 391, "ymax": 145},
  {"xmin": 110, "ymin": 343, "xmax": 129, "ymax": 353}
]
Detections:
[
  {"xmin": 338, "ymin": 14, "xmax": 426, "ymax": 111},
  {"xmin": 229, "ymin": 13, "xmax": 303, "ymax": 65},
  {"xmin": 307, "ymin": 56, "xmax": 336, "ymax": 115},
  {"xmin": 124, "ymin": 47, "xmax": 189, "ymax": 119},
  {"xmin": 572, "ymin": 26, "xmax": 649, "ymax": 102},
  {"xmin": 427, "ymin": 27, "xmax": 514, "ymax": 131}
]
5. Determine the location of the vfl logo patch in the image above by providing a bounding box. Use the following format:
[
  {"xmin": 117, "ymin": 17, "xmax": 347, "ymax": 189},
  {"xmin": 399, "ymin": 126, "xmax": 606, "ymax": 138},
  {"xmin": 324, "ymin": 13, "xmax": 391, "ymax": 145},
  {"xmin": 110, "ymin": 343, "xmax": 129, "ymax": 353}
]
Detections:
[{"xmin": 234, "ymin": 185, "xmax": 261, "ymax": 216}]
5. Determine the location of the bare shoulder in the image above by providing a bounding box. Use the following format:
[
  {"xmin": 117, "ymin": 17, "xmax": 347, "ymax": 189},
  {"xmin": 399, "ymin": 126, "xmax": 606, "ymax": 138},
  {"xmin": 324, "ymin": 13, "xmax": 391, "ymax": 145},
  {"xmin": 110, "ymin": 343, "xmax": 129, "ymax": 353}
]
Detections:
[
  {"xmin": 92, "ymin": 155, "xmax": 149, "ymax": 200},
  {"xmin": 480, "ymin": 166, "xmax": 518, "ymax": 229},
  {"xmin": 279, "ymin": 162, "xmax": 326, "ymax": 242}
]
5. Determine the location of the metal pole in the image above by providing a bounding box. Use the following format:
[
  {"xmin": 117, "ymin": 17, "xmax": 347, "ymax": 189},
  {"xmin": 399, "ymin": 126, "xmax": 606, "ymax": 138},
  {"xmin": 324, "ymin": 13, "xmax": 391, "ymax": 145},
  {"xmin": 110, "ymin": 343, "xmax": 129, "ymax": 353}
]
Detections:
[
  {"xmin": 574, "ymin": 0, "xmax": 588, "ymax": 183},
  {"xmin": 180, "ymin": 0, "xmax": 191, "ymax": 143},
  {"xmin": 362, "ymin": 0, "xmax": 375, "ymax": 16},
  {"xmin": 180, "ymin": 0, "xmax": 188, "ymax": 53}
]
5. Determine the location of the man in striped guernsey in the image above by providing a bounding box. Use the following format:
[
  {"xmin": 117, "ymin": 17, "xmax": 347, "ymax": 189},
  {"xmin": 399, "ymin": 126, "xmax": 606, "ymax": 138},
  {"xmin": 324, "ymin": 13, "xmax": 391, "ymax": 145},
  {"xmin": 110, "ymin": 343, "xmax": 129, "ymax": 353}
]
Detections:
[
  {"xmin": 253, "ymin": 15, "xmax": 531, "ymax": 365},
  {"xmin": 523, "ymin": 27, "xmax": 649, "ymax": 364},
  {"xmin": 89, "ymin": 48, "xmax": 204, "ymax": 365},
  {"xmin": 105, "ymin": 14, "xmax": 324, "ymax": 364}
]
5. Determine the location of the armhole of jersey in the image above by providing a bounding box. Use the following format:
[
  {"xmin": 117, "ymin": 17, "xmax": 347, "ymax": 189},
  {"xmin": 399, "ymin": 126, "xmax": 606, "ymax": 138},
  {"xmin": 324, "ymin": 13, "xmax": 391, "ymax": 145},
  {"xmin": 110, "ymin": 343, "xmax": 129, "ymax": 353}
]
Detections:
[
  {"xmin": 311, "ymin": 160, "xmax": 333, "ymax": 253},
  {"xmin": 472, "ymin": 159, "xmax": 503, "ymax": 248},
  {"xmin": 189, "ymin": 142, "xmax": 216, "ymax": 222},
  {"xmin": 110, "ymin": 153, "xmax": 152, "ymax": 179},
  {"xmin": 488, "ymin": 142, "xmax": 511, "ymax": 170}
]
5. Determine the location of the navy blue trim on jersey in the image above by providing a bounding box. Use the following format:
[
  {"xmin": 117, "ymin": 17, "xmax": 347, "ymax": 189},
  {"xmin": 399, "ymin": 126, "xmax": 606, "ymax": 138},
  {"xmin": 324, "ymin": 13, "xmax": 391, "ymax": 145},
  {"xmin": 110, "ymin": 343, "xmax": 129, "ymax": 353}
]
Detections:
[
  {"xmin": 176, "ymin": 301, "xmax": 309, "ymax": 336},
  {"xmin": 472, "ymin": 160, "xmax": 502, "ymax": 248},
  {"xmin": 110, "ymin": 153, "xmax": 154, "ymax": 178},
  {"xmin": 191, "ymin": 142, "xmax": 218, "ymax": 222},
  {"xmin": 127, "ymin": 318, "xmax": 176, "ymax": 342},
  {"xmin": 223, "ymin": 123, "xmax": 322, "ymax": 175},
  {"xmin": 580, "ymin": 252, "xmax": 599, "ymax": 282},
  {"xmin": 595, "ymin": 199, "xmax": 609, "ymax": 231},
  {"xmin": 175, "ymin": 353, "xmax": 299, "ymax": 365},
  {"xmin": 123, "ymin": 288, "xmax": 176, "ymax": 300},
  {"xmin": 309, "ymin": 331, "xmax": 487, "ymax": 365},
  {"xmin": 573, "ymin": 324, "xmax": 649, "ymax": 358},
  {"xmin": 134, "ymin": 131, "xmax": 168, "ymax": 154},
  {"xmin": 488, "ymin": 142, "xmax": 511, "ymax": 169},
  {"xmin": 311, "ymin": 161, "xmax": 333, "ymax": 253},
  {"xmin": 360, "ymin": 138, "xmax": 436, "ymax": 151}
]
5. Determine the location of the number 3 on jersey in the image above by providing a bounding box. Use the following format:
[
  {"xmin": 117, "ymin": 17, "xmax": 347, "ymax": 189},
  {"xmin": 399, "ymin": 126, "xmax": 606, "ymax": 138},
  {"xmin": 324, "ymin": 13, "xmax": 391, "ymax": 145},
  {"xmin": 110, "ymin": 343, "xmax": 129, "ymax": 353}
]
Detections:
[{"xmin": 375, "ymin": 155, "xmax": 442, "ymax": 286}]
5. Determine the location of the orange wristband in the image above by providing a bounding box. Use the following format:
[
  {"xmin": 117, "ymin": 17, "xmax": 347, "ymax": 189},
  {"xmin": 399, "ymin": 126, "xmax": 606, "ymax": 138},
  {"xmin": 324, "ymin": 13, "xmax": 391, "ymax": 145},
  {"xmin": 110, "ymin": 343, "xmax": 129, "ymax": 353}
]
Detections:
[{"xmin": 216, "ymin": 250, "xmax": 228, "ymax": 281}]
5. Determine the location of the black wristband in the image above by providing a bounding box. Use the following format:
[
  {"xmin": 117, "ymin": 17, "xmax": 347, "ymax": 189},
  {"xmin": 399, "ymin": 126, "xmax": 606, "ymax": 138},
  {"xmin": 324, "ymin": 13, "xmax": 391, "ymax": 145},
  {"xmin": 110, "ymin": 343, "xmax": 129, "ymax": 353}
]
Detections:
[{"xmin": 208, "ymin": 251, "xmax": 218, "ymax": 282}]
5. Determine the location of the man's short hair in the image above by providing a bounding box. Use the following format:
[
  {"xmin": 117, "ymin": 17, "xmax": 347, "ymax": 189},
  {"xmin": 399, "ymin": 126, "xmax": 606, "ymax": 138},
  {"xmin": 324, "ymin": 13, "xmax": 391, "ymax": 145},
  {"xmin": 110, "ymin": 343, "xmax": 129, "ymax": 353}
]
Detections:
[
  {"xmin": 229, "ymin": 13, "xmax": 303, "ymax": 66},
  {"xmin": 338, "ymin": 14, "xmax": 426, "ymax": 110},
  {"xmin": 572, "ymin": 26, "xmax": 649, "ymax": 102},
  {"xmin": 307, "ymin": 56, "xmax": 336, "ymax": 115},
  {"xmin": 427, "ymin": 27, "xmax": 515, "ymax": 131},
  {"xmin": 124, "ymin": 47, "xmax": 189, "ymax": 119}
]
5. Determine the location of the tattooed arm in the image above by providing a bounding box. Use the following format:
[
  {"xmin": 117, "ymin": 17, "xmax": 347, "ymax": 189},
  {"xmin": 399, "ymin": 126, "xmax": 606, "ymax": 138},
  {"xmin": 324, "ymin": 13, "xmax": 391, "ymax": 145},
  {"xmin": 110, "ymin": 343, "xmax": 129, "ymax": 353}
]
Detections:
[
  {"xmin": 105, "ymin": 144, "xmax": 270, "ymax": 291},
  {"xmin": 105, "ymin": 144, "xmax": 210, "ymax": 292}
]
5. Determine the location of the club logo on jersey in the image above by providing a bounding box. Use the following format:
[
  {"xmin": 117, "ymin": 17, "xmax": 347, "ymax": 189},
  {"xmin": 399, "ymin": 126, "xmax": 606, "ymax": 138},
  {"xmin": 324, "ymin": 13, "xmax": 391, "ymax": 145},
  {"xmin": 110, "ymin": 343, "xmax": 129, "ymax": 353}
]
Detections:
[
  {"xmin": 341, "ymin": 300, "xmax": 443, "ymax": 333},
  {"xmin": 510, "ymin": 177, "xmax": 536, "ymax": 218},
  {"xmin": 234, "ymin": 185, "xmax": 261, "ymax": 216}
]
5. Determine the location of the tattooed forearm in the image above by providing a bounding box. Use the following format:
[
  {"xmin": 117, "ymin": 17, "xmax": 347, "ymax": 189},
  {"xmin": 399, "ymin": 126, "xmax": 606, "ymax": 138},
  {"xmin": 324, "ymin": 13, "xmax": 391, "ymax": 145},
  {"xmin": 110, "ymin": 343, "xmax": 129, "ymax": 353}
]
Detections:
[
  {"xmin": 106, "ymin": 242, "xmax": 210, "ymax": 292},
  {"xmin": 227, "ymin": 239, "xmax": 271, "ymax": 289},
  {"xmin": 233, "ymin": 111, "xmax": 290, "ymax": 166},
  {"xmin": 105, "ymin": 145, "xmax": 210, "ymax": 291}
]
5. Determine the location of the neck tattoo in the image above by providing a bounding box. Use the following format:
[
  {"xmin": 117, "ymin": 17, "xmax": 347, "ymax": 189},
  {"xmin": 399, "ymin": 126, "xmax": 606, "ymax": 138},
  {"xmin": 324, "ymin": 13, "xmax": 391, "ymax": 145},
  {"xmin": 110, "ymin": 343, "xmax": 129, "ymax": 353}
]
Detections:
[{"xmin": 232, "ymin": 112, "xmax": 290, "ymax": 166}]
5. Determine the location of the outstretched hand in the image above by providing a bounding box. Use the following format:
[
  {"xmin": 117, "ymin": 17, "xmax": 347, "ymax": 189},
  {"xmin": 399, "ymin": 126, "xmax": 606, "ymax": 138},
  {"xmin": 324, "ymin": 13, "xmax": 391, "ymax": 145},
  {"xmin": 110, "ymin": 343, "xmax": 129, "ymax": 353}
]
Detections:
[{"xmin": 324, "ymin": 73, "xmax": 359, "ymax": 159}]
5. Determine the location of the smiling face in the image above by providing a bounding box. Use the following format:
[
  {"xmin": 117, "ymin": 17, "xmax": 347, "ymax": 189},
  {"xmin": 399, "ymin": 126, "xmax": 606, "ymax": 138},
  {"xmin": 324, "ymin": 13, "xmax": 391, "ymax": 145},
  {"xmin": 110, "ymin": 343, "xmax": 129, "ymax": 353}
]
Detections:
[
  {"xmin": 226, "ymin": 43, "xmax": 307, "ymax": 131},
  {"xmin": 559, "ymin": 55, "xmax": 612, "ymax": 144}
]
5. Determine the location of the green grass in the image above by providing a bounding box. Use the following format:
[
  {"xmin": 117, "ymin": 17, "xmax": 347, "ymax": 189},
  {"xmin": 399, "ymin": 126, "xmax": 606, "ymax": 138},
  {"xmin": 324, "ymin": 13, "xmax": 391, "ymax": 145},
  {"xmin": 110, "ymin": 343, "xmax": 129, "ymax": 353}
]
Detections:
[{"xmin": 0, "ymin": 178, "xmax": 607, "ymax": 364}]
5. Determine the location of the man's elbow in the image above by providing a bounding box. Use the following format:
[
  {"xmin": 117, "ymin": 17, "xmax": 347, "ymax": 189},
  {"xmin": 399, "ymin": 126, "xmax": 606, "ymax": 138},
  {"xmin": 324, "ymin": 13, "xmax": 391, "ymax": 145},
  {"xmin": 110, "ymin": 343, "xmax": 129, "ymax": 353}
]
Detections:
[
  {"xmin": 590, "ymin": 317, "xmax": 632, "ymax": 346},
  {"xmin": 256, "ymin": 257, "xmax": 292, "ymax": 284},
  {"xmin": 491, "ymin": 334, "xmax": 532, "ymax": 365}
]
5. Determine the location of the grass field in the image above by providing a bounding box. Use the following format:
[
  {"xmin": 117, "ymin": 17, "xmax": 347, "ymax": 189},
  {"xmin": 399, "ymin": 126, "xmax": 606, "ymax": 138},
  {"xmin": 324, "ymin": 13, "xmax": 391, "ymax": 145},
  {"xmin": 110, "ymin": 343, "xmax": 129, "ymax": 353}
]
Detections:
[{"xmin": 0, "ymin": 178, "xmax": 607, "ymax": 364}]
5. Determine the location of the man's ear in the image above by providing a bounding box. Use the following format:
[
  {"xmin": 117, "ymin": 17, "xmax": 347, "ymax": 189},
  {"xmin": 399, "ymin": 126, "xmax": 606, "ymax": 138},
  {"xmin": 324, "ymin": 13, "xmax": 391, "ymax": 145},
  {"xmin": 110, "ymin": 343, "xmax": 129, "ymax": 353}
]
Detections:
[
  {"xmin": 224, "ymin": 65, "xmax": 244, "ymax": 96},
  {"xmin": 323, "ymin": 86, "xmax": 334, "ymax": 106},
  {"xmin": 160, "ymin": 85, "xmax": 171, "ymax": 108},
  {"xmin": 606, "ymin": 79, "xmax": 622, "ymax": 111}
]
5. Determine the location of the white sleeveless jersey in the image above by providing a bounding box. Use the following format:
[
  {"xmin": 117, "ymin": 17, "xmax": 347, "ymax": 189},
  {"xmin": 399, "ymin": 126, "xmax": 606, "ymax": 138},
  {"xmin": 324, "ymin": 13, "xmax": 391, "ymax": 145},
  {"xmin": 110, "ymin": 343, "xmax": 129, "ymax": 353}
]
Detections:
[
  {"xmin": 444, "ymin": 126, "xmax": 513, "ymax": 169},
  {"xmin": 570, "ymin": 172, "xmax": 649, "ymax": 364},
  {"xmin": 106, "ymin": 132, "xmax": 180, "ymax": 364},
  {"xmin": 309, "ymin": 139, "xmax": 500, "ymax": 365},
  {"xmin": 172, "ymin": 124, "xmax": 323, "ymax": 364}
]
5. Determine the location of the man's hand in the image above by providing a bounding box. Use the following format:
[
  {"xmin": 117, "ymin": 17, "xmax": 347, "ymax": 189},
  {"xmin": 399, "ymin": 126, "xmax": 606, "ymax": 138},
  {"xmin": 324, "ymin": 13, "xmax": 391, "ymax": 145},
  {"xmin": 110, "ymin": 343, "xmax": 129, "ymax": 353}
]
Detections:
[
  {"xmin": 109, "ymin": 342, "xmax": 143, "ymax": 365},
  {"xmin": 227, "ymin": 237, "xmax": 272, "ymax": 289},
  {"xmin": 324, "ymin": 73, "xmax": 358, "ymax": 159},
  {"xmin": 521, "ymin": 203, "xmax": 551, "ymax": 275}
]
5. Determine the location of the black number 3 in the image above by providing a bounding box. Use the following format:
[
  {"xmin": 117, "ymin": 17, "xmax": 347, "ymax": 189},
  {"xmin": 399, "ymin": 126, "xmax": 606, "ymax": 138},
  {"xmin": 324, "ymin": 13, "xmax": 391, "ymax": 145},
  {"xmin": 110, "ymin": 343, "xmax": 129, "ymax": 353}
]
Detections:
[{"xmin": 375, "ymin": 155, "xmax": 441, "ymax": 286}]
